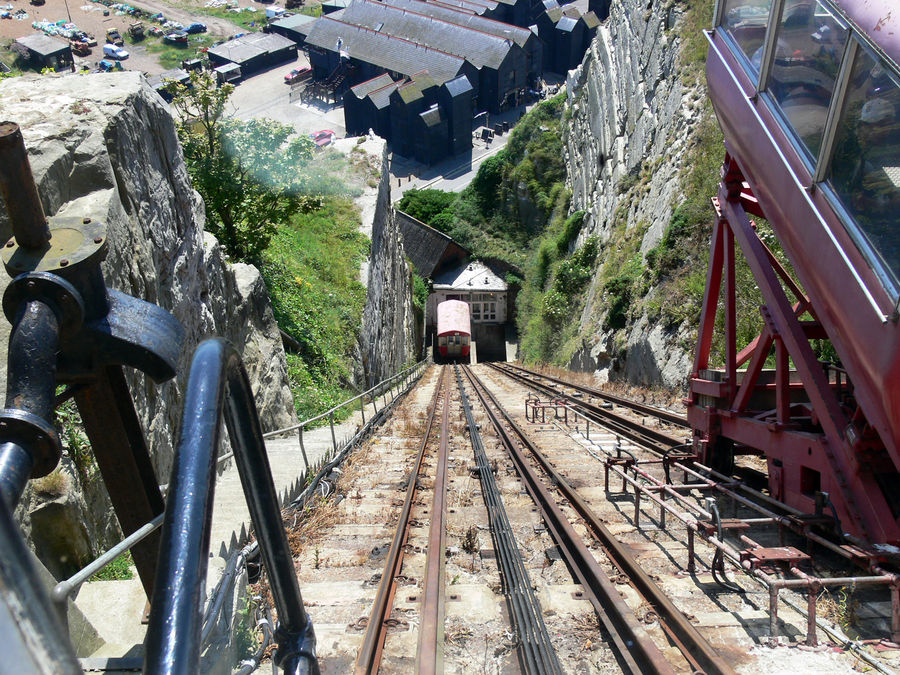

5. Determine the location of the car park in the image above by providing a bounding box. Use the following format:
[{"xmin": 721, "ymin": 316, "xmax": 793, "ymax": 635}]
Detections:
[{"xmin": 102, "ymin": 44, "xmax": 129, "ymax": 60}]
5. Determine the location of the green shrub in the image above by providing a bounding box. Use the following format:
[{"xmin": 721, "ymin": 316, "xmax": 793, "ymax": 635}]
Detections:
[{"xmin": 397, "ymin": 188, "xmax": 457, "ymax": 224}]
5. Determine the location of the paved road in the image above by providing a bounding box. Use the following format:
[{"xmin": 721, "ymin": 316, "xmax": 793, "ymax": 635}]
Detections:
[{"xmin": 228, "ymin": 52, "xmax": 348, "ymax": 136}]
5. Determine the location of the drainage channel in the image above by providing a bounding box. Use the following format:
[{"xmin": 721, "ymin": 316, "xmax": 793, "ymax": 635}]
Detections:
[{"xmin": 453, "ymin": 365, "xmax": 564, "ymax": 675}]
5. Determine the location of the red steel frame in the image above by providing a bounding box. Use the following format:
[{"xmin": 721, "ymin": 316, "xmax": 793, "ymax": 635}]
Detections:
[{"xmin": 687, "ymin": 157, "xmax": 900, "ymax": 546}]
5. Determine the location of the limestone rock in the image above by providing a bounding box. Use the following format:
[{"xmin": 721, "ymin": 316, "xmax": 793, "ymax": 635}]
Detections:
[
  {"xmin": 0, "ymin": 72, "xmax": 297, "ymax": 553},
  {"xmin": 355, "ymin": 140, "xmax": 419, "ymax": 385},
  {"xmin": 564, "ymin": 0, "xmax": 698, "ymax": 388}
]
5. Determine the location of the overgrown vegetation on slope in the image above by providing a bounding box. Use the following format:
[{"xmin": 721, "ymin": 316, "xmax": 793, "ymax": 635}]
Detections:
[
  {"xmin": 398, "ymin": 94, "xmax": 570, "ymax": 271},
  {"xmin": 171, "ymin": 76, "xmax": 371, "ymax": 422}
]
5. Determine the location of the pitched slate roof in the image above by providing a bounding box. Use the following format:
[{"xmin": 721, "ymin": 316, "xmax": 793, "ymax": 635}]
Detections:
[
  {"xmin": 384, "ymin": 0, "xmax": 532, "ymax": 48},
  {"xmin": 556, "ymin": 15, "xmax": 578, "ymax": 32},
  {"xmin": 433, "ymin": 259, "xmax": 507, "ymax": 292},
  {"xmin": 333, "ymin": 0, "xmax": 516, "ymax": 70},
  {"xmin": 394, "ymin": 71, "xmax": 437, "ymax": 103},
  {"xmin": 396, "ymin": 210, "xmax": 470, "ymax": 277},
  {"xmin": 443, "ymin": 74, "xmax": 473, "ymax": 97},
  {"xmin": 426, "ymin": 0, "xmax": 498, "ymax": 16},
  {"xmin": 368, "ymin": 80, "xmax": 402, "ymax": 108},
  {"xmin": 305, "ymin": 15, "xmax": 468, "ymax": 83},
  {"xmin": 349, "ymin": 72, "xmax": 395, "ymax": 98}
]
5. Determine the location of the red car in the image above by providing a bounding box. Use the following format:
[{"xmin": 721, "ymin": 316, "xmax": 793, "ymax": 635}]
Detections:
[
  {"xmin": 284, "ymin": 67, "xmax": 311, "ymax": 84},
  {"xmin": 309, "ymin": 130, "xmax": 335, "ymax": 147}
]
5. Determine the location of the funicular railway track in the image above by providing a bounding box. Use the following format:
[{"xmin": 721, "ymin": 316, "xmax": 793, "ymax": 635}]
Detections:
[
  {"xmin": 482, "ymin": 363, "xmax": 900, "ymax": 661},
  {"xmin": 495, "ymin": 363, "xmax": 690, "ymax": 430},
  {"xmin": 285, "ymin": 363, "xmax": 895, "ymax": 673}
]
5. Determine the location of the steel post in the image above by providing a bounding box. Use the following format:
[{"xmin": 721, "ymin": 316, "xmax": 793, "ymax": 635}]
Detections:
[
  {"xmin": 75, "ymin": 366, "xmax": 165, "ymax": 599},
  {"xmin": 329, "ymin": 411, "xmax": 337, "ymax": 454}
]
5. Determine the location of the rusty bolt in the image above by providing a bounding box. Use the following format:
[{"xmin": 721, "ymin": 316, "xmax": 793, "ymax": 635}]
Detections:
[
  {"xmin": 25, "ymin": 281, "xmax": 35, "ymax": 291},
  {"xmin": 93, "ymin": 236, "xmax": 103, "ymax": 244},
  {"xmin": 82, "ymin": 217, "xmax": 92, "ymax": 224},
  {"xmin": 60, "ymin": 259, "xmax": 69, "ymax": 267}
]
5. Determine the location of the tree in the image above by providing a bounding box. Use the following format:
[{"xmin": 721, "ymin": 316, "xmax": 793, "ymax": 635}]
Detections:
[
  {"xmin": 166, "ymin": 72, "xmax": 317, "ymax": 260},
  {"xmin": 396, "ymin": 188, "xmax": 456, "ymax": 225},
  {"xmin": 469, "ymin": 150, "xmax": 507, "ymax": 214}
]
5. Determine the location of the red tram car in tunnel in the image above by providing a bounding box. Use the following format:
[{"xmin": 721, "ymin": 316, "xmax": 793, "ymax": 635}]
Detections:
[
  {"xmin": 692, "ymin": 0, "xmax": 900, "ymax": 544},
  {"xmin": 436, "ymin": 300, "xmax": 471, "ymax": 361}
]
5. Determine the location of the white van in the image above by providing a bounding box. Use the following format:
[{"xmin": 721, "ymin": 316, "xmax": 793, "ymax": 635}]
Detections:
[{"xmin": 102, "ymin": 43, "xmax": 129, "ymax": 60}]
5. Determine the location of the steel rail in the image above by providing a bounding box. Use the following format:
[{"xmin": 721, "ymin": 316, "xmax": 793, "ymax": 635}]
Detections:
[
  {"xmin": 453, "ymin": 366, "xmax": 564, "ymax": 675},
  {"xmin": 416, "ymin": 367, "xmax": 451, "ymax": 674},
  {"xmin": 354, "ymin": 369, "xmax": 445, "ymax": 674},
  {"xmin": 488, "ymin": 364, "xmax": 685, "ymax": 453},
  {"xmin": 461, "ymin": 366, "xmax": 675, "ymax": 675},
  {"xmin": 471, "ymin": 369, "xmax": 735, "ymax": 674},
  {"xmin": 497, "ymin": 363, "xmax": 689, "ymax": 428}
]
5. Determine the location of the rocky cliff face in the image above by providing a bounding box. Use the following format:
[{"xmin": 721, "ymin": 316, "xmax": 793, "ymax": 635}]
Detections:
[
  {"xmin": 354, "ymin": 140, "xmax": 419, "ymax": 385},
  {"xmin": 0, "ymin": 73, "xmax": 297, "ymax": 560},
  {"xmin": 563, "ymin": 0, "xmax": 702, "ymax": 388}
]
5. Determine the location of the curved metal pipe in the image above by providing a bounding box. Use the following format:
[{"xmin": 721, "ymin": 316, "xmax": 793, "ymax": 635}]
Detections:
[{"xmin": 144, "ymin": 338, "xmax": 318, "ymax": 675}]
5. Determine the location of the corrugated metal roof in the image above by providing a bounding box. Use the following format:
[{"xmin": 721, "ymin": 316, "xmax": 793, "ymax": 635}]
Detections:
[
  {"xmin": 433, "ymin": 260, "xmax": 507, "ymax": 292},
  {"xmin": 556, "ymin": 15, "xmax": 578, "ymax": 32},
  {"xmin": 420, "ymin": 104, "xmax": 443, "ymax": 126},
  {"xmin": 384, "ymin": 0, "xmax": 532, "ymax": 47},
  {"xmin": 350, "ymin": 72, "xmax": 395, "ymax": 97},
  {"xmin": 208, "ymin": 32, "xmax": 294, "ymax": 64},
  {"xmin": 334, "ymin": 0, "xmax": 516, "ymax": 70},
  {"xmin": 271, "ymin": 13, "xmax": 318, "ymax": 29},
  {"xmin": 305, "ymin": 15, "xmax": 467, "ymax": 83},
  {"xmin": 16, "ymin": 33, "xmax": 69, "ymax": 56}
]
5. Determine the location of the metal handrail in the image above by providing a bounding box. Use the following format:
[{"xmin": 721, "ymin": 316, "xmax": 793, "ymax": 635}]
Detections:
[
  {"xmin": 53, "ymin": 360, "xmax": 429, "ymax": 617},
  {"xmin": 143, "ymin": 338, "xmax": 319, "ymax": 675}
]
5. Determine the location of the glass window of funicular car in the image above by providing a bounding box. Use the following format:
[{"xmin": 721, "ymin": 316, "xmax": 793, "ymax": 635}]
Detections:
[
  {"xmin": 763, "ymin": 0, "xmax": 849, "ymax": 161},
  {"xmin": 823, "ymin": 43, "xmax": 900, "ymax": 292},
  {"xmin": 718, "ymin": 0, "xmax": 775, "ymax": 75}
]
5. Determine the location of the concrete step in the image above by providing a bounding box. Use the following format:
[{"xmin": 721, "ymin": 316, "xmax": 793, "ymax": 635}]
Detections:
[{"xmin": 75, "ymin": 578, "xmax": 147, "ymax": 655}]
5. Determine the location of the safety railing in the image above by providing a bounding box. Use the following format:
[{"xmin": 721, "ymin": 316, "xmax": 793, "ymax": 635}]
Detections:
[
  {"xmin": 145, "ymin": 338, "xmax": 317, "ymax": 674},
  {"xmin": 0, "ymin": 121, "xmax": 429, "ymax": 673}
]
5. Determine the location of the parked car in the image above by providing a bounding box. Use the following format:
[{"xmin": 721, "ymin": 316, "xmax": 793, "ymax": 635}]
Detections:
[
  {"xmin": 284, "ymin": 67, "xmax": 311, "ymax": 84},
  {"xmin": 70, "ymin": 41, "xmax": 91, "ymax": 56},
  {"xmin": 163, "ymin": 31, "xmax": 188, "ymax": 45},
  {"xmin": 105, "ymin": 28, "xmax": 123, "ymax": 46},
  {"xmin": 98, "ymin": 59, "xmax": 123, "ymax": 71},
  {"xmin": 309, "ymin": 129, "xmax": 335, "ymax": 147},
  {"xmin": 102, "ymin": 43, "xmax": 129, "ymax": 59},
  {"xmin": 185, "ymin": 22, "xmax": 207, "ymax": 34}
]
